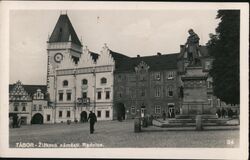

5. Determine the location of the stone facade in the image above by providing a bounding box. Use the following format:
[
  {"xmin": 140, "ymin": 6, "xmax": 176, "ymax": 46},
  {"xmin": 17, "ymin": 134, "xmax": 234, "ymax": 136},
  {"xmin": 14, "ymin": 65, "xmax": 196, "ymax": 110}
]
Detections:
[{"xmin": 113, "ymin": 54, "xmax": 181, "ymax": 120}]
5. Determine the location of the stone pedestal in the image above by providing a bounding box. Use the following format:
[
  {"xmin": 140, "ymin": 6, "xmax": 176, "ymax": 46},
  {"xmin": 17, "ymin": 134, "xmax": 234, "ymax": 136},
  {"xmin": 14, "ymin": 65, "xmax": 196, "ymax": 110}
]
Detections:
[
  {"xmin": 181, "ymin": 66, "xmax": 211, "ymax": 115},
  {"xmin": 196, "ymin": 115, "xmax": 203, "ymax": 131}
]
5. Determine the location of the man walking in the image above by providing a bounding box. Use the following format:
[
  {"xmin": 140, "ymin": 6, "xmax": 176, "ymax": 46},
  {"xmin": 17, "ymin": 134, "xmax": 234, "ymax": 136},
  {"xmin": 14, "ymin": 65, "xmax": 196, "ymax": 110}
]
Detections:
[{"xmin": 88, "ymin": 111, "xmax": 97, "ymax": 134}]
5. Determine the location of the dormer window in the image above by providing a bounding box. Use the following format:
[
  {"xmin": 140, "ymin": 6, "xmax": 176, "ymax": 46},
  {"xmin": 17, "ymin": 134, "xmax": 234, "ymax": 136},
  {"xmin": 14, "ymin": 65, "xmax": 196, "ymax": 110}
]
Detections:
[
  {"xmin": 101, "ymin": 77, "xmax": 107, "ymax": 84},
  {"xmin": 168, "ymin": 71, "xmax": 174, "ymax": 80},
  {"xmin": 63, "ymin": 80, "xmax": 68, "ymax": 87}
]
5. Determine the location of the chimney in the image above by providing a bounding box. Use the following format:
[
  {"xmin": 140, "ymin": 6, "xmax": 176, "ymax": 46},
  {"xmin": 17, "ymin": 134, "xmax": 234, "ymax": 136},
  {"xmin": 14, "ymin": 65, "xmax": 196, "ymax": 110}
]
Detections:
[
  {"xmin": 157, "ymin": 52, "xmax": 162, "ymax": 56},
  {"xmin": 137, "ymin": 55, "xmax": 140, "ymax": 58}
]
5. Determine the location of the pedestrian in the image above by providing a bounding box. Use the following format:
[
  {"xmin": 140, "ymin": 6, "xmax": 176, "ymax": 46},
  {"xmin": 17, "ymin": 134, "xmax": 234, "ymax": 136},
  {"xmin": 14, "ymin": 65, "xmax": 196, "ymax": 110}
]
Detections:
[
  {"xmin": 216, "ymin": 108, "xmax": 221, "ymax": 118},
  {"xmin": 162, "ymin": 111, "xmax": 166, "ymax": 120},
  {"xmin": 228, "ymin": 108, "xmax": 233, "ymax": 118},
  {"xmin": 88, "ymin": 111, "xmax": 97, "ymax": 134},
  {"xmin": 221, "ymin": 108, "xmax": 226, "ymax": 118}
]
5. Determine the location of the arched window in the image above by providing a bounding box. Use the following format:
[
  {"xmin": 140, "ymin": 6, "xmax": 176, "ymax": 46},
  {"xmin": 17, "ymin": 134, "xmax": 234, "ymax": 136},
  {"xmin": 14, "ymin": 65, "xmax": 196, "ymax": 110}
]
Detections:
[
  {"xmin": 63, "ymin": 80, "xmax": 68, "ymax": 87},
  {"xmin": 101, "ymin": 77, "xmax": 107, "ymax": 84},
  {"xmin": 82, "ymin": 79, "xmax": 88, "ymax": 85}
]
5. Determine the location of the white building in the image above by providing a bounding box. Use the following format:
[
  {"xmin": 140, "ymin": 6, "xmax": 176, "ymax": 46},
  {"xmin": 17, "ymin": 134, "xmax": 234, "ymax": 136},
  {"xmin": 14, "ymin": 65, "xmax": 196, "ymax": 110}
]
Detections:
[{"xmin": 47, "ymin": 14, "xmax": 116, "ymax": 122}]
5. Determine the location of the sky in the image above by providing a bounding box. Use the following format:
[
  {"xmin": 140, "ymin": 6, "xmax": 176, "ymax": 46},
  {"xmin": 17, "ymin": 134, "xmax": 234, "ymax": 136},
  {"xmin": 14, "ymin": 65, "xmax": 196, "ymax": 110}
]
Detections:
[{"xmin": 10, "ymin": 9, "xmax": 220, "ymax": 85}]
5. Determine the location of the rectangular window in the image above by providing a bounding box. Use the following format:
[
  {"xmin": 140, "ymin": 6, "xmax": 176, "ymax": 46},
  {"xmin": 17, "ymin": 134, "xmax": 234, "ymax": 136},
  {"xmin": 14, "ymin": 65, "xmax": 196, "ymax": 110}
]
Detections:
[
  {"xmin": 168, "ymin": 87, "xmax": 173, "ymax": 97},
  {"xmin": 22, "ymin": 106, "xmax": 26, "ymax": 111},
  {"xmin": 155, "ymin": 87, "xmax": 160, "ymax": 97},
  {"xmin": 168, "ymin": 71, "xmax": 174, "ymax": 80},
  {"xmin": 59, "ymin": 111, "xmax": 63, "ymax": 118},
  {"xmin": 97, "ymin": 91, "xmax": 102, "ymax": 100},
  {"xmin": 208, "ymin": 99, "xmax": 213, "ymax": 107},
  {"xmin": 97, "ymin": 111, "xmax": 101, "ymax": 118},
  {"xmin": 207, "ymin": 81, "xmax": 212, "ymax": 89},
  {"xmin": 67, "ymin": 111, "xmax": 70, "ymax": 117},
  {"xmin": 14, "ymin": 106, "xmax": 18, "ymax": 111},
  {"xmin": 105, "ymin": 91, "xmax": 110, "ymax": 99},
  {"xmin": 155, "ymin": 72, "xmax": 161, "ymax": 80},
  {"xmin": 155, "ymin": 105, "xmax": 161, "ymax": 114},
  {"xmin": 67, "ymin": 93, "xmax": 71, "ymax": 101},
  {"xmin": 131, "ymin": 106, "xmax": 136, "ymax": 114},
  {"xmin": 105, "ymin": 110, "xmax": 110, "ymax": 118},
  {"xmin": 47, "ymin": 115, "xmax": 51, "ymax": 121},
  {"xmin": 205, "ymin": 61, "xmax": 211, "ymax": 70},
  {"xmin": 33, "ymin": 104, "xmax": 37, "ymax": 111},
  {"xmin": 82, "ymin": 92, "xmax": 87, "ymax": 99},
  {"xmin": 59, "ymin": 93, "xmax": 63, "ymax": 101},
  {"xmin": 39, "ymin": 105, "xmax": 42, "ymax": 111}
]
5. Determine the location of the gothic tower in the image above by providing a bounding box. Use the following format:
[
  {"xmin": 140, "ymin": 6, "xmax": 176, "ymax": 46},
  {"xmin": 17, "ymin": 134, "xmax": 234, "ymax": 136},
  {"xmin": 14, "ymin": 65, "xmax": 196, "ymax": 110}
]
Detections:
[{"xmin": 47, "ymin": 13, "xmax": 82, "ymax": 103}]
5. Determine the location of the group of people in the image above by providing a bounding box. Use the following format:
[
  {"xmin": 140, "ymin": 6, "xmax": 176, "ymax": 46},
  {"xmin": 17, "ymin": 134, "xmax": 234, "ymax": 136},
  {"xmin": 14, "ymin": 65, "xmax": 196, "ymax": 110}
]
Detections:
[{"xmin": 216, "ymin": 108, "xmax": 235, "ymax": 118}]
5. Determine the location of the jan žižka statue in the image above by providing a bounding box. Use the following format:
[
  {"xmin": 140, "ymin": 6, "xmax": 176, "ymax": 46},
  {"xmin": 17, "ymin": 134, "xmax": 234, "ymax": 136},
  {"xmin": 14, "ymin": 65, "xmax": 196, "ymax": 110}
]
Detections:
[{"xmin": 185, "ymin": 29, "xmax": 201, "ymax": 66}]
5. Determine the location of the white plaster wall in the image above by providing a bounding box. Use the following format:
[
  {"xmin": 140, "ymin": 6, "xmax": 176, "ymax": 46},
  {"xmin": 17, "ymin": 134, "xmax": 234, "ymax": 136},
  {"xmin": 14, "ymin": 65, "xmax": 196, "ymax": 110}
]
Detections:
[{"xmin": 56, "ymin": 75, "xmax": 76, "ymax": 103}]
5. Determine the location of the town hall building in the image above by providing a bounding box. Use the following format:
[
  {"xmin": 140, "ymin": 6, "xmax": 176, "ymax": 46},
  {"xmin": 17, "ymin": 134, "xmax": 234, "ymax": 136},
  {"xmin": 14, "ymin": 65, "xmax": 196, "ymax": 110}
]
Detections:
[{"xmin": 9, "ymin": 13, "xmax": 237, "ymax": 125}]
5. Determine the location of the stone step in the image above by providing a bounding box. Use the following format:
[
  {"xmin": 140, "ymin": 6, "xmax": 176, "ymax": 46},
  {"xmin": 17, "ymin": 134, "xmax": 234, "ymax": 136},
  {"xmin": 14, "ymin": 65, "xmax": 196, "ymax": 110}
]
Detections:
[
  {"xmin": 160, "ymin": 122, "xmax": 238, "ymax": 128},
  {"xmin": 175, "ymin": 114, "xmax": 218, "ymax": 119},
  {"xmin": 175, "ymin": 115, "xmax": 195, "ymax": 119},
  {"xmin": 169, "ymin": 119, "xmax": 195, "ymax": 123}
]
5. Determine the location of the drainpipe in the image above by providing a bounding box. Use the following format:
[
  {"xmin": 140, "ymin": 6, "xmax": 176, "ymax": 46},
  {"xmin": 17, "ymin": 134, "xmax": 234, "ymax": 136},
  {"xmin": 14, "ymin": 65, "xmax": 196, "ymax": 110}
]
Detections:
[
  {"xmin": 74, "ymin": 68, "xmax": 77, "ymax": 122},
  {"xmin": 54, "ymin": 68, "xmax": 57, "ymax": 124}
]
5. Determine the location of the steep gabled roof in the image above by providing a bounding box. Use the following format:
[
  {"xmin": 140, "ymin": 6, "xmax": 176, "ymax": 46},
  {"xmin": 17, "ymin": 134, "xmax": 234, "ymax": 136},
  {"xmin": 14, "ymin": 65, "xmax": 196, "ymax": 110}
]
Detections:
[
  {"xmin": 49, "ymin": 14, "xmax": 82, "ymax": 46},
  {"xmin": 109, "ymin": 50, "xmax": 130, "ymax": 61},
  {"xmin": 9, "ymin": 82, "xmax": 47, "ymax": 100},
  {"xmin": 115, "ymin": 53, "xmax": 178, "ymax": 73}
]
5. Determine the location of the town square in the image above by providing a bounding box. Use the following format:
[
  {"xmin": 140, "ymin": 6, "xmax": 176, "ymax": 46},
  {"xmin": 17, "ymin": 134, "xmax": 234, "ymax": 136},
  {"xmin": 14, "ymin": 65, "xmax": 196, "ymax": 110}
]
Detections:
[
  {"xmin": 10, "ymin": 119, "xmax": 239, "ymax": 148},
  {"xmin": 1, "ymin": 2, "xmax": 248, "ymax": 159}
]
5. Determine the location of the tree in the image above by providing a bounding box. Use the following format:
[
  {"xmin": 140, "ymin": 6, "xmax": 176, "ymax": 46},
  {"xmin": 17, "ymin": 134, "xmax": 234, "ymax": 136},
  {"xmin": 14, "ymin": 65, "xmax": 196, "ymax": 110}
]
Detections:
[{"xmin": 207, "ymin": 10, "xmax": 240, "ymax": 105}]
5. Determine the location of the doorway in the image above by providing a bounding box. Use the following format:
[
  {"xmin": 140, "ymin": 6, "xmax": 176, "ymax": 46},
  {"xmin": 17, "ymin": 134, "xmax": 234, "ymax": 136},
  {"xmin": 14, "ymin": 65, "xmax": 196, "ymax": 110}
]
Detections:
[
  {"xmin": 80, "ymin": 111, "xmax": 88, "ymax": 122},
  {"xmin": 168, "ymin": 104, "xmax": 175, "ymax": 118},
  {"xmin": 31, "ymin": 113, "xmax": 44, "ymax": 124},
  {"xmin": 117, "ymin": 103, "xmax": 125, "ymax": 121}
]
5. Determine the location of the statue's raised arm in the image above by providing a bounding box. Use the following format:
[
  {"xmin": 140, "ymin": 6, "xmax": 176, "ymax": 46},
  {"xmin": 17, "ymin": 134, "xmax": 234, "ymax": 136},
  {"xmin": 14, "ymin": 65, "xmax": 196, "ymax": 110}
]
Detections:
[{"xmin": 185, "ymin": 29, "xmax": 201, "ymax": 66}]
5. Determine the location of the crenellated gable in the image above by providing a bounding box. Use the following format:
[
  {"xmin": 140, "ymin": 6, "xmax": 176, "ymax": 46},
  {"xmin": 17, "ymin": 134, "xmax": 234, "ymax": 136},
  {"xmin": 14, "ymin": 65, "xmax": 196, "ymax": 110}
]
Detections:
[
  {"xmin": 96, "ymin": 44, "xmax": 115, "ymax": 66},
  {"xmin": 77, "ymin": 46, "xmax": 95, "ymax": 68},
  {"xmin": 9, "ymin": 81, "xmax": 32, "ymax": 102},
  {"xmin": 58, "ymin": 54, "xmax": 76, "ymax": 70}
]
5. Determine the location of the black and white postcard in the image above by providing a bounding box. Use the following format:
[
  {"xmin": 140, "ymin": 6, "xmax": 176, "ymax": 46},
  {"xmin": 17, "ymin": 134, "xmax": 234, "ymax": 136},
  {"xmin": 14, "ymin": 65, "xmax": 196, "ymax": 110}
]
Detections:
[{"xmin": 0, "ymin": 1, "xmax": 249, "ymax": 159}]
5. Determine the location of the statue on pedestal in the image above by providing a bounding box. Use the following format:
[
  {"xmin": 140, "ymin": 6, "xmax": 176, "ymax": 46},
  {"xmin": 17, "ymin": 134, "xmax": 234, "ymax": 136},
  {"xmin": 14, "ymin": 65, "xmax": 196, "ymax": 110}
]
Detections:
[{"xmin": 185, "ymin": 29, "xmax": 201, "ymax": 66}]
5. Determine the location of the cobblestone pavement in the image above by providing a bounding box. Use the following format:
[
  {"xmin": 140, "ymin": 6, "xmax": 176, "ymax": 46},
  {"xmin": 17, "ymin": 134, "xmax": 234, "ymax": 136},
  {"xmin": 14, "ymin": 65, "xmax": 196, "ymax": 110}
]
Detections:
[{"xmin": 9, "ymin": 119, "xmax": 239, "ymax": 148}]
